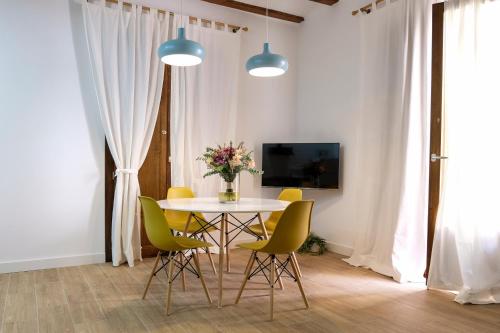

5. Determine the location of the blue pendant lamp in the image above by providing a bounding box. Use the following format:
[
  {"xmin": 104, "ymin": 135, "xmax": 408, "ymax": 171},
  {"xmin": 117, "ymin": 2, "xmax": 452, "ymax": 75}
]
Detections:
[
  {"xmin": 246, "ymin": 0, "xmax": 288, "ymax": 77},
  {"xmin": 158, "ymin": 0, "xmax": 205, "ymax": 66}
]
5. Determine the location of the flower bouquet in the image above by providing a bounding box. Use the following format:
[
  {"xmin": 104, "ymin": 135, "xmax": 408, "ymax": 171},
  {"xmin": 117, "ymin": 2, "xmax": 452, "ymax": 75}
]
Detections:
[{"xmin": 197, "ymin": 142, "xmax": 263, "ymax": 202}]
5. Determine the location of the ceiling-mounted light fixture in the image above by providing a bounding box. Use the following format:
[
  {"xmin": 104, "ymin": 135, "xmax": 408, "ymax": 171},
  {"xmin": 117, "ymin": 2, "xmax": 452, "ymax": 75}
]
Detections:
[
  {"xmin": 158, "ymin": 0, "xmax": 205, "ymax": 66},
  {"xmin": 246, "ymin": 0, "xmax": 288, "ymax": 77}
]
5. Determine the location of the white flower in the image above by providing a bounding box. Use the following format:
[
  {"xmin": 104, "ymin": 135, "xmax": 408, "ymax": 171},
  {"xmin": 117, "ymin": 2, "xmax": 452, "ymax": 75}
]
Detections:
[{"xmin": 229, "ymin": 155, "xmax": 242, "ymax": 169}]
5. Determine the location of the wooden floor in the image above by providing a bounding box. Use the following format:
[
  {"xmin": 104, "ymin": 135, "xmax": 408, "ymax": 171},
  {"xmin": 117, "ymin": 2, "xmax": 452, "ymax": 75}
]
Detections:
[{"xmin": 1, "ymin": 250, "xmax": 499, "ymax": 333}]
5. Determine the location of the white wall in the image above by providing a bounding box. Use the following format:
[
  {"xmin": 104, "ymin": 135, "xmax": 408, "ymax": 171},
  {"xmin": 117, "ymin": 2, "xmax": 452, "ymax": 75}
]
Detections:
[
  {"xmin": 0, "ymin": 0, "xmax": 299, "ymax": 272},
  {"xmin": 0, "ymin": 0, "xmax": 105, "ymax": 273},
  {"xmin": 295, "ymin": 0, "xmax": 367, "ymax": 255}
]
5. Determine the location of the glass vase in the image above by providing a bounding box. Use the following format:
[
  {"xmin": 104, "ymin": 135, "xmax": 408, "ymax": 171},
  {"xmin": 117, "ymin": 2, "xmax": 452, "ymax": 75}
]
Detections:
[{"xmin": 218, "ymin": 174, "xmax": 240, "ymax": 203}]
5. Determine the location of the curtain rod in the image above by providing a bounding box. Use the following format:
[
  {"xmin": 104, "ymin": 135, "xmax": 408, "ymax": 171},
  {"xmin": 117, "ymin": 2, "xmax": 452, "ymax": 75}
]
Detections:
[
  {"xmin": 352, "ymin": 0, "xmax": 387, "ymax": 16},
  {"xmin": 88, "ymin": 0, "xmax": 248, "ymax": 32}
]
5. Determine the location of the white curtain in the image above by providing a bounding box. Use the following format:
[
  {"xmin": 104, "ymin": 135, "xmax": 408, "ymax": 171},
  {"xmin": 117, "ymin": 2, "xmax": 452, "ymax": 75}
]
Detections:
[
  {"xmin": 170, "ymin": 15, "xmax": 241, "ymax": 197},
  {"xmin": 428, "ymin": 0, "xmax": 500, "ymax": 304},
  {"xmin": 344, "ymin": 0, "xmax": 433, "ymax": 282},
  {"xmin": 82, "ymin": 1, "xmax": 169, "ymax": 266}
]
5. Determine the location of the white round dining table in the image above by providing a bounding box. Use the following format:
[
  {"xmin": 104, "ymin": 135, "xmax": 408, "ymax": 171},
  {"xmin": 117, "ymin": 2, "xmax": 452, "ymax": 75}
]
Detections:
[{"xmin": 157, "ymin": 197, "xmax": 290, "ymax": 308}]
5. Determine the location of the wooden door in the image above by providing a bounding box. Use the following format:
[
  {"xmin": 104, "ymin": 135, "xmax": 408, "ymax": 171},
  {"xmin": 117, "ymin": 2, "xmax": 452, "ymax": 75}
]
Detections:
[
  {"xmin": 105, "ymin": 66, "xmax": 171, "ymax": 262},
  {"xmin": 425, "ymin": 2, "xmax": 444, "ymax": 279}
]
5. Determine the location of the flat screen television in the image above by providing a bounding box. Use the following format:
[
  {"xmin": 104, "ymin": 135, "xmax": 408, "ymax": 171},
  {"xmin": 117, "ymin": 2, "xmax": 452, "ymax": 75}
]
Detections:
[{"xmin": 261, "ymin": 143, "xmax": 340, "ymax": 189}]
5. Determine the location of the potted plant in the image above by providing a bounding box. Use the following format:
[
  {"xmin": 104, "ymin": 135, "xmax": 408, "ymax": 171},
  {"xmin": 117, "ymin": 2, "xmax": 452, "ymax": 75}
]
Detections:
[
  {"xmin": 298, "ymin": 233, "xmax": 327, "ymax": 255},
  {"xmin": 198, "ymin": 142, "xmax": 262, "ymax": 203}
]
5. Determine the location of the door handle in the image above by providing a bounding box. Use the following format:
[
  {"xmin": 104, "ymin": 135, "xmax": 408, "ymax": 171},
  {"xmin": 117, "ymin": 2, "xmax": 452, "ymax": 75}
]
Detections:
[{"xmin": 431, "ymin": 153, "xmax": 448, "ymax": 162}]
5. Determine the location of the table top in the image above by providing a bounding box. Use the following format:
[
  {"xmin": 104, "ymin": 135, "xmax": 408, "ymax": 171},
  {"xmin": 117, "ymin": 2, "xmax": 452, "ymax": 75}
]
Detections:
[{"xmin": 157, "ymin": 197, "xmax": 290, "ymax": 213}]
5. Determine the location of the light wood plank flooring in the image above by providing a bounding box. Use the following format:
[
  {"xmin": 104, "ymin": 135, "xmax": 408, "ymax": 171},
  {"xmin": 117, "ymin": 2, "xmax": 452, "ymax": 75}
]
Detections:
[{"xmin": 1, "ymin": 250, "xmax": 499, "ymax": 333}]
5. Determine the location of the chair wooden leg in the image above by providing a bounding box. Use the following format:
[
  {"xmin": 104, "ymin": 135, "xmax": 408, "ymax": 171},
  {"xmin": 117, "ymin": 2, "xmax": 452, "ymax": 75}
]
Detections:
[
  {"xmin": 242, "ymin": 250, "xmax": 255, "ymax": 276},
  {"xmin": 193, "ymin": 249, "xmax": 212, "ymax": 304},
  {"xmin": 270, "ymin": 254, "xmax": 276, "ymax": 321},
  {"xmin": 225, "ymin": 217, "xmax": 230, "ymax": 272},
  {"xmin": 291, "ymin": 252, "xmax": 302, "ymax": 278},
  {"xmin": 202, "ymin": 233, "xmax": 217, "ymax": 275},
  {"xmin": 142, "ymin": 251, "xmax": 161, "ymax": 300},
  {"xmin": 276, "ymin": 260, "xmax": 284, "ymax": 291},
  {"xmin": 166, "ymin": 252, "xmax": 176, "ymax": 315},
  {"xmin": 290, "ymin": 253, "xmax": 309, "ymax": 309},
  {"xmin": 235, "ymin": 251, "xmax": 256, "ymax": 304},
  {"xmin": 179, "ymin": 252, "xmax": 187, "ymax": 291}
]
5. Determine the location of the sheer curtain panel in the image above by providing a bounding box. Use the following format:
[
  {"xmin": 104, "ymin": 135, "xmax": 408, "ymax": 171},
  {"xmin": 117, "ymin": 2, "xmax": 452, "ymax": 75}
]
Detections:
[
  {"xmin": 82, "ymin": 1, "xmax": 169, "ymax": 266},
  {"xmin": 170, "ymin": 15, "xmax": 241, "ymax": 197},
  {"xmin": 344, "ymin": 0, "xmax": 433, "ymax": 283},
  {"xmin": 428, "ymin": 0, "xmax": 500, "ymax": 304}
]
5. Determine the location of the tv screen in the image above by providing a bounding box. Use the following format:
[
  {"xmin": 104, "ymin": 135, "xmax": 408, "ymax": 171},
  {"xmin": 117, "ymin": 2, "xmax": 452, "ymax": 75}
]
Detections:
[{"xmin": 261, "ymin": 143, "xmax": 340, "ymax": 189}]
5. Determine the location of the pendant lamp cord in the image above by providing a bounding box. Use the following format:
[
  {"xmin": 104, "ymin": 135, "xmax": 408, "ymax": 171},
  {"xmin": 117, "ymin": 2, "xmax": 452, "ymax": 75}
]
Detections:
[
  {"xmin": 266, "ymin": 0, "xmax": 269, "ymax": 42},
  {"xmin": 181, "ymin": 0, "xmax": 184, "ymax": 27}
]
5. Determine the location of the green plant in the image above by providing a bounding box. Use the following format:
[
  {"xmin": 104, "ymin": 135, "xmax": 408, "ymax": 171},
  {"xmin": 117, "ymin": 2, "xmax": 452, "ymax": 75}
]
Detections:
[{"xmin": 298, "ymin": 233, "xmax": 327, "ymax": 255}]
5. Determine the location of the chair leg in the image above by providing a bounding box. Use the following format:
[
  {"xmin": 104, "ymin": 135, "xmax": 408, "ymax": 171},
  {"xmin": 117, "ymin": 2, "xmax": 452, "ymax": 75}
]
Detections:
[
  {"xmin": 142, "ymin": 251, "xmax": 161, "ymax": 300},
  {"xmin": 202, "ymin": 233, "xmax": 217, "ymax": 275},
  {"xmin": 193, "ymin": 249, "xmax": 212, "ymax": 304},
  {"xmin": 179, "ymin": 251, "xmax": 187, "ymax": 291},
  {"xmin": 235, "ymin": 251, "xmax": 256, "ymax": 304},
  {"xmin": 242, "ymin": 250, "xmax": 255, "ymax": 276},
  {"xmin": 290, "ymin": 253, "xmax": 309, "ymax": 309},
  {"xmin": 276, "ymin": 260, "xmax": 284, "ymax": 291},
  {"xmin": 166, "ymin": 251, "xmax": 176, "ymax": 315},
  {"xmin": 291, "ymin": 252, "xmax": 302, "ymax": 278},
  {"xmin": 270, "ymin": 254, "xmax": 276, "ymax": 321}
]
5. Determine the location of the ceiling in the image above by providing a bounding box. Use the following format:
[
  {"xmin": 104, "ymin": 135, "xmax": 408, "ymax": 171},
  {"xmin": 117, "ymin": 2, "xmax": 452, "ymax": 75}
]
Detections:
[{"xmin": 237, "ymin": 0, "xmax": 319, "ymax": 17}]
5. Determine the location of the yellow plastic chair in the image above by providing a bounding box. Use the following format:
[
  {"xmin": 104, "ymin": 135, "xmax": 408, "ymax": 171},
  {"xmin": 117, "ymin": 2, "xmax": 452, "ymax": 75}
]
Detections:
[
  {"xmin": 139, "ymin": 196, "xmax": 212, "ymax": 315},
  {"xmin": 247, "ymin": 188, "xmax": 302, "ymax": 238},
  {"xmin": 165, "ymin": 187, "xmax": 217, "ymax": 275},
  {"xmin": 235, "ymin": 200, "xmax": 314, "ymax": 320},
  {"xmin": 247, "ymin": 188, "xmax": 304, "ymax": 280}
]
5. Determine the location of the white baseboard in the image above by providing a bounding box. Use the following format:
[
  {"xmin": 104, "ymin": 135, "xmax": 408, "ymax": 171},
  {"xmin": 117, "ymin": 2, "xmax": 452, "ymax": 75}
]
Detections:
[
  {"xmin": 326, "ymin": 241, "xmax": 353, "ymax": 257},
  {"xmin": 0, "ymin": 253, "xmax": 106, "ymax": 274}
]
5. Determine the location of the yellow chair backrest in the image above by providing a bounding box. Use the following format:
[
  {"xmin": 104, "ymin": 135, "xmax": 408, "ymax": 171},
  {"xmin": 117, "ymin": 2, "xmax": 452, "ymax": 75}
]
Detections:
[
  {"xmin": 268, "ymin": 188, "xmax": 303, "ymax": 225},
  {"xmin": 167, "ymin": 187, "xmax": 195, "ymax": 199},
  {"xmin": 260, "ymin": 200, "xmax": 314, "ymax": 254},
  {"xmin": 164, "ymin": 187, "xmax": 202, "ymax": 223},
  {"xmin": 139, "ymin": 196, "xmax": 178, "ymax": 250}
]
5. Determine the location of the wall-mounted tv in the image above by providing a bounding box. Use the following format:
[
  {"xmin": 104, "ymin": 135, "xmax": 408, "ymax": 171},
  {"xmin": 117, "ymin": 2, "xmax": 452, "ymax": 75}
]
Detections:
[{"xmin": 261, "ymin": 143, "xmax": 340, "ymax": 189}]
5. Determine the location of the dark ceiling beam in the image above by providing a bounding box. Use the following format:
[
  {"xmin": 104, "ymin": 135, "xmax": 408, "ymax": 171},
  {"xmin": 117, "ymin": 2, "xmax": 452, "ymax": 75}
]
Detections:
[
  {"xmin": 201, "ymin": 0, "xmax": 305, "ymax": 23},
  {"xmin": 308, "ymin": 0, "xmax": 339, "ymax": 5}
]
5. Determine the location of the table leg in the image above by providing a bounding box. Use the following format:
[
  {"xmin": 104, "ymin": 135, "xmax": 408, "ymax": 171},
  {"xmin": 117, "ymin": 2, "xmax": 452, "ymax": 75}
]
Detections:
[
  {"xmin": 218, "ymin": 213, "xmax": 226, "ymax": 308},
  {"xmin": 225, "ymin": 216, "xmax": 230, "ymax": 272},
  {"xmin": 181, "ymin": 213, "xmax": 192, "ymax": 292}
]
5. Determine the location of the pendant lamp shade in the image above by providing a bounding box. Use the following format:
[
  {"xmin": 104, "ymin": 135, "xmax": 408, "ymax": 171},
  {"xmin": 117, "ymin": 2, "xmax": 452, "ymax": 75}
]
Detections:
[
  {"xmin": 158, "ymin": 27, "xmax": 205, "ymax": 66},
  {"xmin": 246, "ymin": 42, "xmax": 288, "ymax": 77}
]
